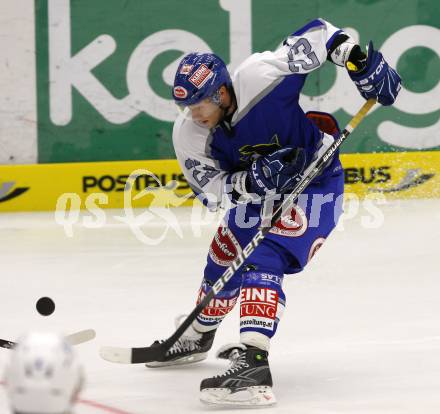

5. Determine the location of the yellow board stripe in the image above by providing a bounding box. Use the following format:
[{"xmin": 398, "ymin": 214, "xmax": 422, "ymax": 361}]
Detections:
[{"xmin": 0, "ymin": 150, "xmax": 439, "ymax": 212}]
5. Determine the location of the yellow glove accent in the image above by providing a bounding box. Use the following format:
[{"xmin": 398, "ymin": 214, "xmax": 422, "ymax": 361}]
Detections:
[{"xmin": 346, "ymin": 61, "xmax": 359, "ymax": 71}]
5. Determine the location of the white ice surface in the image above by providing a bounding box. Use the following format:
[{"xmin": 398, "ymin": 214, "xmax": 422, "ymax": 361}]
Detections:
[{"xmin": 0, "ymin": 198, "xmax": 439, "ymax": 414}]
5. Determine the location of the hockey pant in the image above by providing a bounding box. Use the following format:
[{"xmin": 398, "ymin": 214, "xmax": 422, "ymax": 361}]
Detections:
[{"xmin": 193, "ymin": 160, "xmax": 344, "ymax": 351}]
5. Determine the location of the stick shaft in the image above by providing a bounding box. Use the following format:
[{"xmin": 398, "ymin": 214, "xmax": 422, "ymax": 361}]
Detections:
[
  {"xmin": 0, "ymin": 329, "xmax": 96, "ymax": 350},
  {"xmin": 163, "ymin": 98, "xmax": 376, "ymax": 350}
]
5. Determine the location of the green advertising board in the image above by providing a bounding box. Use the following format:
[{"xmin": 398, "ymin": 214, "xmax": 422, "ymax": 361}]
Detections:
[{"xmin": 35, "ymin": 0, "xmax": 440, "ymax": 163}]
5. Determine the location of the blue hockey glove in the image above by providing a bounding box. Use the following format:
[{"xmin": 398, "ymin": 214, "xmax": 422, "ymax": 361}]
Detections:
[
  {"xmin": 248, "ymin": 147, "xmax": 306, "ymax": 197},
  {"xmin": 348, "ymin": 41, "xmax": 401, "ymax": 106}
]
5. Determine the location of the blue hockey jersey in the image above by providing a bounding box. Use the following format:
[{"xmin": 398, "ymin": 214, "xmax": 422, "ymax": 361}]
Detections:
[{"xmin": 173, "ymin": 18, "xmax": 348, "ymax": 210}]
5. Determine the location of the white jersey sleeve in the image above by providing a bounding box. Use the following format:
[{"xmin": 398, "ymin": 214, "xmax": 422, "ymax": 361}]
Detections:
[
  {"xmin": 230, "ymin": 18, "xmax": 347, "ymax": 124},
  {"xmin": 278, "ymin": 18, "xmax": 344, "ymax": 74},
  {"xmin": 173, "ymin": 115, "xmax": 244, "ymax": 211}
]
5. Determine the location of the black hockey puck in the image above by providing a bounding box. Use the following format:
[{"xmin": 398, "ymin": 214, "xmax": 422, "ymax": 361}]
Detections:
[{"xmin": 36, "ymin": 297, "xmax": 55, "ymax": 316}]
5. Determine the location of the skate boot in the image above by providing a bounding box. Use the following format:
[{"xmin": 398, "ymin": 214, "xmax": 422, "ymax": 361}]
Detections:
[
  {"xmin": 199, "ymin": 343, "xmax": 276, "ymax": 407},
  {"xmin": 145, "ymin": 315, "xmax": 216, "ymax": 368}
]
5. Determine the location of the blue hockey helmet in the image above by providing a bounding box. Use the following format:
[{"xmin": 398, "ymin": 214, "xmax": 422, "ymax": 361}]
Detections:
[{"xmin": 172, "ymin": 53, "xmax": 232, "ymax": 106}]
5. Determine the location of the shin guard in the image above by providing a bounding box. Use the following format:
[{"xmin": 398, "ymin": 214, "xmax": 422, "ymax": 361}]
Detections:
[
  {"xmin": 239, "ymin": 271, "xmax": 286, "ymax": 351},
  {"xmin": 193, "ymin": 279, "xmax": 240, "ymax": 333}
]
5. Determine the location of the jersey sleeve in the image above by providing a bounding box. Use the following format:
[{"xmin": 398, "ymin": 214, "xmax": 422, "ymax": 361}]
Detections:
[
  {"xmin": 172, "ymin": 115, "xmax": 231, "ymax": 211},
  {"xmin": 275, "ymin": 18, "xmax": 345, "ymax": 74},
  {"xmin": 231, "ymin": 19, "xmax": 351, "ymax": 110}
]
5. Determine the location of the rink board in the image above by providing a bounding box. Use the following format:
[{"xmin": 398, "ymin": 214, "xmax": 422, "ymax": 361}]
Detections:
[{"xmin": 0, "ymin": 151, "xmax": 439, "ymax": 212}]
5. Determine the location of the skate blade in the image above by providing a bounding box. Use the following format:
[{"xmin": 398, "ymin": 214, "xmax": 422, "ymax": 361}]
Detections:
[
  {"xmin": 145, "ymin": 352, "xmax": 208, "ymax": 368},
  {"xmin": 200, "ymin": 386, "xmax": 276, "ymax": 408}
]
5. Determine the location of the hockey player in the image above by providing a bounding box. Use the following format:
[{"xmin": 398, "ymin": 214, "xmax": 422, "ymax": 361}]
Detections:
[
  {"xmin": 148, "ymin": 18, "xmax": 401, "ymax": 406},
  {"xmin": 3, "ymin": 332, "xmax": 84, "ymax": 414}
]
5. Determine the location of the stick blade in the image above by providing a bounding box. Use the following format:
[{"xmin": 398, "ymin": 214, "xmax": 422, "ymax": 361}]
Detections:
[
  {"xmin": 100, "ymin": 346, "xmax": 133, "ymax": 363},
  {"xmin": 132, "ymin": 344, "xmax": 167, "ymax": 363},
  {"xmin": 0, "ymin": 339, "xmax": 15, "ymax": 350},
  {"xmin": 66, "ymin": 329, "xmax": 96, "ymax": 346},
  {"xmin": 100, "ymin": 342, "xmax": 168, "ymax": 364}
]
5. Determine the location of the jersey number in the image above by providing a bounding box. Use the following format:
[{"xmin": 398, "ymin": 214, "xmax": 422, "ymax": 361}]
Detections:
[
  {"xmin": 185, "ymin": 159, "xmax": 220, "ymax": 188},
  {"xmin": 287, "ymin": 38, "xmax": 320, "ymax": 73}
]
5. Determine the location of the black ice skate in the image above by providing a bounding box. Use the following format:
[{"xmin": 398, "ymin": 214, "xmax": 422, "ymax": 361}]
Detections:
[
  {"xmin": 199, "ymin": 343, "xmax": 276, "ymax": 407},
  {"xmin": 145, "ymin": 316, "xmax": 215, "ymax": 368}
]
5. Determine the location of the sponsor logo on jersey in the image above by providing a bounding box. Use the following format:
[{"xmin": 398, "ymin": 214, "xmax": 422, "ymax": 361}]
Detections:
[
  {"xmin": 269, "ymin": 204, "xmax": 308, "ymax": 237},
  {"xmin": 308, "ymin": 237, "xmax": 326, "ymax": 262},
  {"xmin": 179, "ymin": 64, "xmax": 194, "ymax": 75},
  {"xmin": 209, "ymin": 226, "xmax": 242, "ymax": 266},
  {"xmin": 188, "ymin": 64, "xmax": 213, "ymax": 88},
  {"xmin": 0, "ymin": 181, "xmax": 30, "ymax": 203},
  {"xmin": 240, "ymin": 287, "xmax": 278, "ymax": 331},
  {"xmin": 173, "ymin": 86, "xmax": 188, "ymax": 99},
  {"xmin": 238, "ymin": 135, "xmax": 281, "ymax": 164}
]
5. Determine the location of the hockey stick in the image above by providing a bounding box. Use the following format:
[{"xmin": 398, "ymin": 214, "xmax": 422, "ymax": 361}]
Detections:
[
  {"xmin": 0, "ymin": 329, "xmax": 96, "ymax": 350},
  {"xmin": 100, "ymin": 98, "xmax": 376, "ymax": 364}
]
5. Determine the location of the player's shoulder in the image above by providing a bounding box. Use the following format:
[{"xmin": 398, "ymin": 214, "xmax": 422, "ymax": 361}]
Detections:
[
  {"xmin": 234, "ymin": 50, "xmax": 278, "ymax": 80},
  {"xmin": 230, "ymin": 49, "xmax": 291, "ymax": 121},
  {"xmin": 233, "ymin": 17, "xmax": 329, "ymax": 73},
  {"xmin": 284, "ymin": 18, "xmax": 342, "ymax": 48},
  {"xmin": 232, "ymin": 50, "xmax": 284, "ymax": 96},
  {"xmin": 290, "ymin": 18, "xmax": 327, "ymax": 37},
  {"xmin": 172, "ymin": 113, "xmax": 211, "ymax": 156}
]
